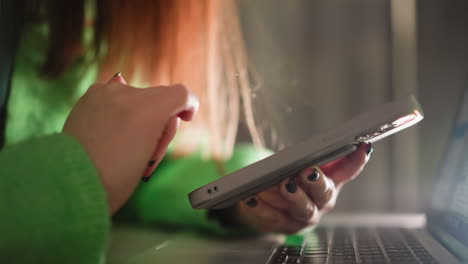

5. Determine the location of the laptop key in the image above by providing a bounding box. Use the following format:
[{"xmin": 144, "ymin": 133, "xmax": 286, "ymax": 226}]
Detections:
[
  {"xmin": 270, "ymin": 226, "xmax": 441, "ymax": 264},
  {"xmin": 360, "ymin": 258, "xmax": 387, "ymax": 262},
  {"xmin": 328, "ymin": 258, "xmax": 357, "ymax": 264},
  {"xmin": 302, "ymin": 257, "xmax": 327, "ymax": 264},
  {"xmin": 303, "ymin": 254, "xmax": 328, "ymax": 258}
]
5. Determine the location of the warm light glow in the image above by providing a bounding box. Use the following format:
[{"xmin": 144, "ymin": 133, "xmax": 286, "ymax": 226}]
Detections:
[
  {"xmin": 358, "ymin": 109, "xmax": 423, "ymax": 143},
  {"xmin": 392, "ymin": 113, "xmax": 418, "ymax": 127}
]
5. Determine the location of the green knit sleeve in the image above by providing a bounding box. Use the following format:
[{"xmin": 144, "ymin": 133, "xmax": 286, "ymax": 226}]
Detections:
[
  {"xmin": 0, "ymin": 134, "xmax": 110, "ymax": 264},
  {"xmin": 119, "ymin": 144, "xmax": 272, "ymax": 235}
]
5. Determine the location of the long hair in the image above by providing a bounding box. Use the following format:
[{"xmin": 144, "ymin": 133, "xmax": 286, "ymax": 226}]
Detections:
[{"xmin": 40, "ymin": 0, "xmax": 263, "ymax": 160}]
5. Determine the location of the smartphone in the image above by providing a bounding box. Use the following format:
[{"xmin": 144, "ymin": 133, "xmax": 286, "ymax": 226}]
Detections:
[{"xmin": 188, "ymin": 95, "xmax": 424, "ymax": 210}]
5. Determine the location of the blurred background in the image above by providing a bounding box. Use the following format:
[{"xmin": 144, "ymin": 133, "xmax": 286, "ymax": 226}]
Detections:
[{"xmin": 237, "ymin": 0, "xmax": 468, "ymax": 213}]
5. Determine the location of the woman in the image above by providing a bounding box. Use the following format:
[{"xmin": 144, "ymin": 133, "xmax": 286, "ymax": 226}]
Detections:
[{"xmin": 0, "ymin": 0, "xmax": 371, "ymax": 263}]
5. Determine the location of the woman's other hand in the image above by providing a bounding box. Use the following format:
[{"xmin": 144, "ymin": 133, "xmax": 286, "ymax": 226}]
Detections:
[
  {"xmin": 235, "ymin": 143, "xmax": 372, "ymax": 234},
  {"xmin": 63, "ymin": 75, "xmax": 199, "ymax": 214}
]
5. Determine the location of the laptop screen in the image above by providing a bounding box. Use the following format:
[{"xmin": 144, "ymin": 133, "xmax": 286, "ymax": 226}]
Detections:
[{"xmin": 428, "ymin": 87, "xmax": 468, "ymax": 261}]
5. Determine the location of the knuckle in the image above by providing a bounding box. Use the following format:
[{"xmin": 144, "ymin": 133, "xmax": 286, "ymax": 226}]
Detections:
[
  {"xmin": 318, "ymin": 188, "xmax": 336, "ymax": 210},
  {"xmin": 322, "ymin": 199, "xmax": 336, "ymax": 212},
  {"xmin": 324, "ymin": 174, "xmax": 335, "ymax": 188},
  {"xmin": 307, "ymin": 217, "xmax": 320, "ymax": 227},
  {"xmin": 148, "ymin": 84, "xmax": 192, "ymax": 112},
  {"xmin": 170, "ymin": 84, "xmax": 190, "ymax": 103},
  {"xmin": 302, "ymin": 204, "xmax": 315, "ymax": 220},
  {"xmin": 307, "ymin": 212, "xmax": 322, "ymax": 226},
  {"xmin": 324, "ymin": 186, "xmax": 335, "ymax": 197}
]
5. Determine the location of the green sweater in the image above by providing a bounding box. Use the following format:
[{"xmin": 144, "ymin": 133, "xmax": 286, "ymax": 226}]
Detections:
[{"xmin": 1, "ymin": 24, "xmax": 270, "ymax": 263}]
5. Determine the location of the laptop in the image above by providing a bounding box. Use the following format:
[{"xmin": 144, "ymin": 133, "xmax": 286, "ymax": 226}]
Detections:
[{"xmin": 107, "ymin": 92, "xmax": 468, "ymax": 264}]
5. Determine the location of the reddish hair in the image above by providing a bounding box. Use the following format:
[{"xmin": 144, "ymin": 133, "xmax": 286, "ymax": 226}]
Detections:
[{"xmin": 41, "ymin": 0, "xmax": 263, "ymax": 160}]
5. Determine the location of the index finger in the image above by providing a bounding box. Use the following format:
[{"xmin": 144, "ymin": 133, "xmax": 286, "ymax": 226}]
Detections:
[
  {"xmin": 320, "ymin": 143, "xmax": 372, "ymax": 187},
  {"xmin": 143, "ymin": 84, "xmax": 200, "ymax": 122}
]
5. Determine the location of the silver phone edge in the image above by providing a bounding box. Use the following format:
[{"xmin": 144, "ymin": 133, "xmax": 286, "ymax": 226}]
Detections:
[
  {"xmin": 194, "ymin": 144, "xmax": 357, "ymax": 210},
  {"xmin": 188, "ymin": 95, "xmax": 424, "ymax": 210}
]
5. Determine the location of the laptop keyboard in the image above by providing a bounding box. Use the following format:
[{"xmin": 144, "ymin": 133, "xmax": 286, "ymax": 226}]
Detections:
[{"xmin": 268, "ymin": 227, "xmax": 439, "ymax": 264}]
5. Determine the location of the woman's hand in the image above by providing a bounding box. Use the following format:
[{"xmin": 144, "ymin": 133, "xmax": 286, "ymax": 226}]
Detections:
[
  {"xmin": 234, "ymin": 143, "xmax": 372, "ymax": 234},
  {"xmin": 63, "ymin": 75, "xmax": 199, "ymax": 214}
]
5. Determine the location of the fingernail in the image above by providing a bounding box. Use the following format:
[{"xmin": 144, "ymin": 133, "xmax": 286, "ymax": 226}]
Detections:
[
  {"xmin": 108, "ymin": 72, "xmax": 127, "ymax": 85},
  {"xmin": 142, "ymin": 165, "xmax": 154, "ymax": 182},
  {"xmin": 246, "ymin": 197, "xmax": 257, "ymax": 207},
  {"xmin": 366, "ymin": 143, "xmax": 373, "ymax": 156},
  {"xmin": 307, "ymin": 168, "xmax": 320, "ymax": 182},
  {"xmin": 285, "ymin": 179, "xmax": 297, "ymax": 193}
]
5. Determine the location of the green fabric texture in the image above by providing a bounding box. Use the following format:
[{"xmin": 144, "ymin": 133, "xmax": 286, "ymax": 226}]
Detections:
[
  {"xmin": 2, "ymin": 22, "xmax": 272, "ymax": 262},
  {"xmin": 0, "ymin": 134, "xmax": 109, "ymax": 263},
  {"xmin": 6, "ymin": 24, "xmax": 98, "ymax": 146}
]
